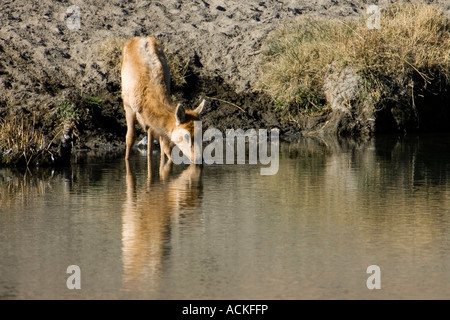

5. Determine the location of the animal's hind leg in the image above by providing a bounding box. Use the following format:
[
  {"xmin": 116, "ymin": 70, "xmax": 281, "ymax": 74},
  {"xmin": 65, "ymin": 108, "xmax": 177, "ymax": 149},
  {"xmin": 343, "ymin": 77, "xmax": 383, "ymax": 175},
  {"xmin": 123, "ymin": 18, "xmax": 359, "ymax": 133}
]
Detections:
[
  {"xmin": 147, "ymin": 128, "xmax": 153, "ymax": 159},
  {"xmin": 146, "ymin": 128, "xmax": 153, "ymax": 184},
  {"xmin": 124, "ymin": 105, "xmax": 136, "ymax": 160}
]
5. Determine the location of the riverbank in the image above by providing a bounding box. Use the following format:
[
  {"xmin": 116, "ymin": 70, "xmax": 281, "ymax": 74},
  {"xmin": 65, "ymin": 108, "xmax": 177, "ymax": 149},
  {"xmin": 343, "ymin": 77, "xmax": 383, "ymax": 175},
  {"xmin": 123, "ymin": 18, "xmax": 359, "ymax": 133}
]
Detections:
[
  {"xmin": 260, "ymin": 3, "xmax": 450, "ymax": 139},
  {"xmin": 1, "ymin": 0, "xmax": 449, "ymax": 166}
]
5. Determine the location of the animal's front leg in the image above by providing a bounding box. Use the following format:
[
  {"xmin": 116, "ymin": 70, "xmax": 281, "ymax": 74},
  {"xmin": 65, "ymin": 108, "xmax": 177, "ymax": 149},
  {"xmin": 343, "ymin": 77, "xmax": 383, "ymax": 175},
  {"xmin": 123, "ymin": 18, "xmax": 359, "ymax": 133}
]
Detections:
[
  {"xmin": 159, "ymin": 136, "xmax": 172, "ymax": 180},
  {"xmin": 146, "ymin": 128, "xmax": 154, "ymax": 176}
]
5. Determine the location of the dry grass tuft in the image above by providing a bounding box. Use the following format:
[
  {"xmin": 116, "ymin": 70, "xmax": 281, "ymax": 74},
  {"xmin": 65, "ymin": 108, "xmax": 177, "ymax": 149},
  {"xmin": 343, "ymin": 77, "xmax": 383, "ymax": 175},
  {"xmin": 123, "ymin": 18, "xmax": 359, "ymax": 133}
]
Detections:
[
  {"xmin": 0, "ymin": 116, "xmax": 48, "ymax": 166},
  {"xmin": 96, "ymin": 37, "xmax": 127, "ymax": 76},
  {"xmin": 166, "ymin": 52, "xmax": 190, "ymax": 88},
  {"xmin": 259, "ymin": 3, "xmax": 450, "ymax": 114}
]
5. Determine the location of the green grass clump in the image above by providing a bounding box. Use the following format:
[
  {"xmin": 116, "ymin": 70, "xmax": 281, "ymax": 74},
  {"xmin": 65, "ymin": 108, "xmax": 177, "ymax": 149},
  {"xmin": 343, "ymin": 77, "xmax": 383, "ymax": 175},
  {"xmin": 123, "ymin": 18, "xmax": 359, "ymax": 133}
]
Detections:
[
  {"xmin": 259, "ymin": 3, "xmax": 450, "ymax": 115},
  {"xmin": 56, "ymin": 99, "xmax": 81, "ymax": 123},
  {"xmin": 83, "ymin": 95, "xmax": 104, "ymax": 110},
  {"xmin": 56, "ymin": 95, "xmax": 103, "ymax": 124}
]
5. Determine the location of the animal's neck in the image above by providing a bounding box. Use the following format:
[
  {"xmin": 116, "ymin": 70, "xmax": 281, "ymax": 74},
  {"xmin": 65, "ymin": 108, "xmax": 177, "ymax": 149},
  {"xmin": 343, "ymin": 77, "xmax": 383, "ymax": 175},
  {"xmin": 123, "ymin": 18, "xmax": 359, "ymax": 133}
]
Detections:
[{"xmin": 141, "ymin": 89, "xmax": 176, "ymax": 138}]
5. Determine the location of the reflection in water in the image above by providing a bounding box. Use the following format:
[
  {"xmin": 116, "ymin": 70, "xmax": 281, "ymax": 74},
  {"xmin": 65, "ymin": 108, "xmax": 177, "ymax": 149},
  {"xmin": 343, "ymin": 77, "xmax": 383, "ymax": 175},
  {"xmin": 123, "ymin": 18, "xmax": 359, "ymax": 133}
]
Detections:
[
  {"xmin": 122, "ymin": 160, "xmax": 202, "ymax": 293},
  {"xmin": 273, "ymin": 136, "xmax": 450, "ymax": 298},
  {"xmin": 0, "ymin": 135, "xmax": 450, "ymax": 299}
]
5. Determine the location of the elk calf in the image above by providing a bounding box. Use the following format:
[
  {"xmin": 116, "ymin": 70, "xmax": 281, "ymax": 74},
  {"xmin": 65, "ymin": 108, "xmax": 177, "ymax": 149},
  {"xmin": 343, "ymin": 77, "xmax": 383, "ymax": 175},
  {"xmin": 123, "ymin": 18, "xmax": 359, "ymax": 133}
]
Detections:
[{"xmin": 121, "ymin": 36, "xmax": 206, "ymax": 163}]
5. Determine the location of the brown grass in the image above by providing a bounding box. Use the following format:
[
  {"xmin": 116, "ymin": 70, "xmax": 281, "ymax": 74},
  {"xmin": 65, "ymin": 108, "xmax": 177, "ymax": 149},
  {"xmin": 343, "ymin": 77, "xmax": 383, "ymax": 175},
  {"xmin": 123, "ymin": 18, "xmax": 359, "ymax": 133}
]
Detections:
[
  {"xmin": 1, "ymin": 36, "xmax": 192, "ymax": 167},
  {"xmin": 96, "ymin": 37, "xmax": 127, "ymax": 76},
  {"xmin": 259, "ymin": 3, "xmax": 450, "ymax": 115},
  {"xmin": 0, "ymin": 116, "xmax": 49, "ymax": 166}
]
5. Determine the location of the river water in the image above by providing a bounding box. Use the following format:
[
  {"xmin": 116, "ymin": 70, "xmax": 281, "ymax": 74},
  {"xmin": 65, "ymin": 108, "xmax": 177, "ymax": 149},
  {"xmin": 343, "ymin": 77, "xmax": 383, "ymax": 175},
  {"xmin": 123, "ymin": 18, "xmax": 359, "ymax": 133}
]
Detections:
[{"xmin": 1, "ymin": 134, "xmax": 450, "ymax": 299}]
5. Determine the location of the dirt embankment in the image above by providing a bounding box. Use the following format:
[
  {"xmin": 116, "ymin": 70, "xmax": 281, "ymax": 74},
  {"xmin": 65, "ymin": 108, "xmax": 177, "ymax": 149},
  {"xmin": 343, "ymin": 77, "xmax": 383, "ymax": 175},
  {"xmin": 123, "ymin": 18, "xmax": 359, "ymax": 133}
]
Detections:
[{"xmin": 1, "ymin": 0, "xmax": 449, "ymax": 153}]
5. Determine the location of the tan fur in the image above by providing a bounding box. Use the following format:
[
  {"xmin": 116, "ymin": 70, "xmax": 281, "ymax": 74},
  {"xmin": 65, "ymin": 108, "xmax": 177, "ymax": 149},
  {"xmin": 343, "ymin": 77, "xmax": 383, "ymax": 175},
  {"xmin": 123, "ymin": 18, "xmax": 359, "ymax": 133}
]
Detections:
[{"xmin": 121, "ymin": 36, "xmax": 205, "ymax": 163}]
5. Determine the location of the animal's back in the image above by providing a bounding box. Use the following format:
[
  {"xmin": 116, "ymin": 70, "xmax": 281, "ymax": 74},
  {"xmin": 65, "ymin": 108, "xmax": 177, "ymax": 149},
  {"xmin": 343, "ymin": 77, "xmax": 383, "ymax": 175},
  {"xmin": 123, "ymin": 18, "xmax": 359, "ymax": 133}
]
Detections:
[{"xmin": 121, "ymin": 36, "xmax": 171, "ymax": 114}]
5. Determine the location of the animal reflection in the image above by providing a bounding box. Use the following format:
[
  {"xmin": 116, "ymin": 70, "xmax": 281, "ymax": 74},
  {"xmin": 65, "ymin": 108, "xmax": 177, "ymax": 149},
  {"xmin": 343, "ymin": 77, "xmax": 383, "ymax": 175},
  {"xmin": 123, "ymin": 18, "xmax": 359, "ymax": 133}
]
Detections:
[{"xmin": 122, "ymin": 161, "xmax": 202, "ymax": 292}]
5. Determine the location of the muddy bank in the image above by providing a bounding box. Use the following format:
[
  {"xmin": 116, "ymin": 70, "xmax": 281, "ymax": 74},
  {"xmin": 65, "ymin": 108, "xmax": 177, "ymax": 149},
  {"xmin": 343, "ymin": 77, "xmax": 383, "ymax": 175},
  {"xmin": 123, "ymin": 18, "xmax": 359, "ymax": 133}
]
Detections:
[{"xmin": 1, "ymin": 0, "xmax": 449, "ymax": 165}]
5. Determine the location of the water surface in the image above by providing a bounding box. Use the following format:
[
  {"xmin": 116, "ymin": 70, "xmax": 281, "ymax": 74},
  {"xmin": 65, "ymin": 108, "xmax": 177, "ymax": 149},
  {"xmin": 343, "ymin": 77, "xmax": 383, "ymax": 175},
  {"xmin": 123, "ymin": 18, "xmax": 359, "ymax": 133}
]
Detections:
[{"xmin": 1, "ymin": 135, "xmax": 450, "ymax": 299}]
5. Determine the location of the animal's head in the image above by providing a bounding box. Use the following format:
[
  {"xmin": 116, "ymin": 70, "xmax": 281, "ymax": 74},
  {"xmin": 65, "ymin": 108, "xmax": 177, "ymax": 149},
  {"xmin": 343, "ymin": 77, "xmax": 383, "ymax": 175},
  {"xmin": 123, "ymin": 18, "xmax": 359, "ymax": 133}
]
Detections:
[{"xmin": 170, "ymin": 99, "xmax": 207, "ymax": 163}]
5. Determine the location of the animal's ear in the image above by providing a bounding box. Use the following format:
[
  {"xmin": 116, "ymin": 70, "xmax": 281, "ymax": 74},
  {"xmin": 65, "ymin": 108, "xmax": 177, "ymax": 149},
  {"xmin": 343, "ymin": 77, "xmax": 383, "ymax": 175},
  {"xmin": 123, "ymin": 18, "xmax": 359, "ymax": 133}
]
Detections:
[
  {"xmin": 193, "ymin": 99, "xmax": 208, "ymax": 116},
  {"xmin": 175, "ymin": 103, "xmax": 186, "ymax": 125}
]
